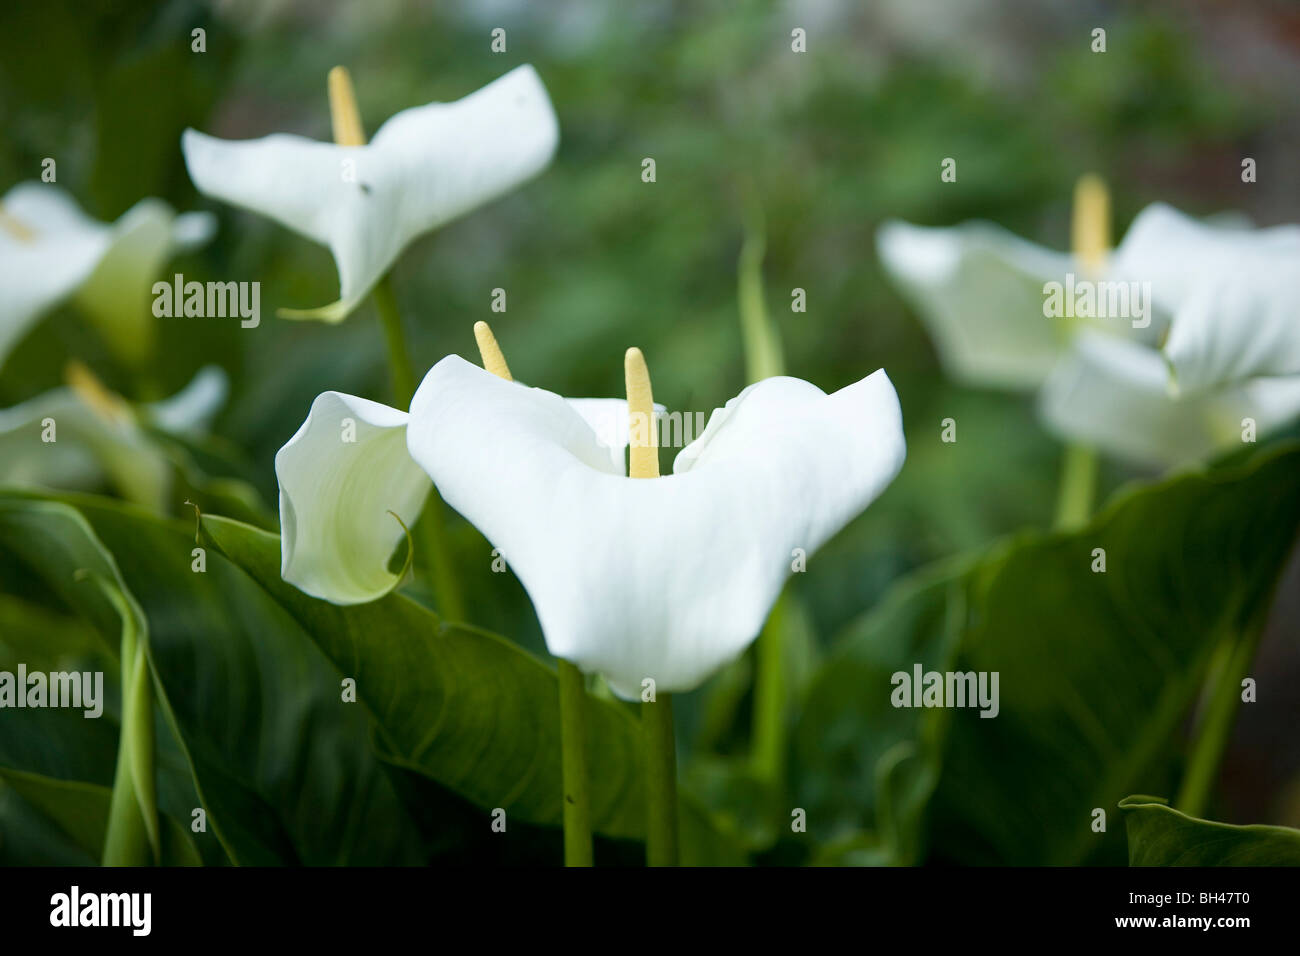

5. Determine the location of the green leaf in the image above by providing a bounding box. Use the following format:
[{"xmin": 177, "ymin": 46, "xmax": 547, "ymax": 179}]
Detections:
[
  {"xmin": 0, "ymin": 768, "xmax": 200, "ymax": 866},
  {"xmin": 0, "ymin": 593, "xmax": 108, "ymax": 673},
  {"xmin": 1, "ymin": 491, "xmax": 739, "ymax": 864},
  {"xmin": 796, "ymin": 443, "xmax": 1300, "ymax": 865},
  {"xmin": 1119, "ymin": 795, "xmax": 1300, "ymax": 865},
  {"xmin": 0, "ymin": 491, "xmax": 431, "ymax": 865},
  {"xmin": 201, "ymin": 514, "xmax": 644, "ymax": 838},
  {"xmin": 200, "ymin": 513, "xmax": 741, "ymax": 863},
  {"xmin": 792, "ymin": 558, "xmax": 970, "ymax": 863},
  {"xmin": 0, "ymin": 498, "xmax": 162, "ymax": 865}
]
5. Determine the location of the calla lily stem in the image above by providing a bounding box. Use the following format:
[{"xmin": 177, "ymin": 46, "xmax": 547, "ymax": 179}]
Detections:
[
  {"xmin": 1053, "ymin": 442, "xmax": 1097, "ymax": 531},
  {"xmin": 557, "ymin": 659, "xmax": 593, "ymax": 866},
  {"xmin": 1176, "ymin": 620, "xmax": 1265, "ymax": 818},
  {"xmin": 370, "ymin": 274, "xmax": 465, "ymax": 621},
  {"xmin": 471, "ymin": 322, "xmax": 593, "ymax": 865},
  {"xmin": 737, "ymin": 206, "xmax": 792, "ymax": 788},
  {"xmin": 372, "ymin": 276, "xmax": 417, "ymax": 408},
  {"xmin": 102, "ymin": 591, "xmax": 158, "ymax": 866},
  {"xmin": 643, "ymin": 693, "xmax": 679, "ymax": 866},
  {"xmin": 751, "ymin": 594, "xmax": 789, "ymax": 784}
]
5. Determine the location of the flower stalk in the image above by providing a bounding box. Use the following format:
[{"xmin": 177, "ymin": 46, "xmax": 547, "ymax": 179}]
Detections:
[
  {"xmin": 330, "ymin": 66, "xmax": 463, "ymax": 620},
  {"xmin": 736, "ymin": 209, "xmax": 794, "ymax": 786},
  {"xmin": 557, "ymin": 659, "xmax": 594, "ymax": 866},
  {"xmin": 626, "ymin": 346, "xmax": 680, "ymax": 866},
  {"xmin": 1053, "ymin": 174, "xmax": 1109, "ymax": 530},
  {"xmin": 1177, "ymin": 615, "xmax": 1267, "ymax": 818},
  {"xmin": 475, "ymin": 320, "xmax": 592, "ymax": 865},
  {"xmin": 642, "ymin": 688, "xmax": 679, "ymax": 867},
  {"xmin": 100, "ymin": 582, "xmax": 158, "ymax": 866}
]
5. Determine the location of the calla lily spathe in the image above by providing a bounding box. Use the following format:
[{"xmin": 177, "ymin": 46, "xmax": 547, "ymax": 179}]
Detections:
[
  {"xmin": 879, "ymin": 202, "xmax": 1300, "ymax": 466},
  {"xmin": 275, "ymin": 379, "xmax": 648, "ymax": 605},
  {"xmin": 182, "ymin": 65, "xmax": 559, "ymax": 322},
  {"xmin": 1150, "ymin": 213, "xmax": 1300, "ymax": 394},
  {"xmin": 0, "ymin": 365, "xmax": 228, "ymax": 510},
  {"xmin": 0, "ymin": 183, "xmax": 215, "ymax": 369},
  {"xmin": 876, "ymin": 217, "xmax": 1074, "ymax": 389},
  {"xmin": 876, "ymin": 202, "xmax": 1295, "ymax": 391},
  {"xmin": 1039, "ymin": 331, "xmax": 1300, "ymax": 469},
  {"xmin": 406, "ymin": 356, "xmax": 905, "ymax": 698}
]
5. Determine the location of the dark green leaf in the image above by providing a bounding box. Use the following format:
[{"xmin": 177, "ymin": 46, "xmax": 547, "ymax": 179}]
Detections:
[{"xmin": 1120, "ymin": 795, "xmax": 1300, "ymax": 866}]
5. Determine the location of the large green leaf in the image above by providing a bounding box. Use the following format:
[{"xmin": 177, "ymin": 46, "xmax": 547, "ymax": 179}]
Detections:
[
  {"xmin": 795, "ymin": 443, "xmax": 1300, "ymax": 865},
  {"xmin": 0, "ymin": 492, "xmax": 435, "ymax": 865},
  {"xmin": 1120, "ymin": 795, "xmax": 1300, "ymax": 865},
  {"xmin": 0, "ymin": 768, "xmax": 200, "ymax": 866},
  {"xmin": 0, "ymin": 498, "xmax": 206, "ymax": 863},
  {"xmin": 200, "ymin": 513, "xmax": 741, "ymax": 863},
  {"xmin": 791, "ymin": 559, "xmax": 970, "ymax": 864}
]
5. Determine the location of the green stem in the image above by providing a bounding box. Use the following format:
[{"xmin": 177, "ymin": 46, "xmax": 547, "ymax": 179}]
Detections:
[
  {"xmin": 751, "ymin": 593, "xmax": 788, "ymax": 784},
  {"xmin": 371, "ymin": 275, "xmax": 464, "ymax": 621},
  {"xmin": 1176, "ymin": 624, "xmax": 1264, "ymax": 818},
  {"xmin": 1053, "ymin": 442, "xmax": 1097, "ymax": 531},
  {"xmin": 371, "ymin": 276, "xmax": 417, "ymax": 408},
  {"xmin": 642, "ymin": 692, "xmax": 679, "ymax": 866},
  {"xmin": 737, "ymin": 203, "xmax": 790, "ymax": 786},
  {"xmin": 557, "ymin": 660, "xmax": 593, "ymax": 866},
  {"xmin": 413, "ymin": 493, "xmax": 465, "ymax": 622},
  {"xmin": 102, "ymin": 610, "xmax": 157, "ymax": 866},
  {"xmin": 737, "ymin": 219, "xmax": 785, "ymax": 384}
]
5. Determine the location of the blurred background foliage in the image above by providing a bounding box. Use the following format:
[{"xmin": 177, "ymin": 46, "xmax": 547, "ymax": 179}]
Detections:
[{"xmin": 2, "ymin": 0, "xmax": 1299, "ymax": 863}]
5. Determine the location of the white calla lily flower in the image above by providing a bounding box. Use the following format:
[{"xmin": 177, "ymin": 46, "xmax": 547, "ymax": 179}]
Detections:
[
  {"xmin": 877, "ymin": 198, "xmax": 1297, "ymax": 394},
  {"xmin": 276, "ymin": 393, "xmax": 430, "ymax": 605},
  {"xmin": 0, "ymin": 364, "xmax": 229, "ymax": 509},
  {"xmin": 876, "ymin": 218, "xmax": 1074, "ymax": 389},
  {"xmin": 1039, "ymin": 330, "xmax": 1300, "ymax": 469},
  {"xmin": 880, "ymin": 184, "xmax": 1300, "ymax": 468},
  {"xmin": 1109, "ymin": 203, "xmax": 1300, "ymax": 395},
  {"xmin": 0, "ymin": 183, "xmax": 215, "ymax": 369},
  {"xmin": 1107, "ymin": 203, "xmax": 1300, "ymax": 317},
  {"xmin": 275, "ymin": 380, "xmax": 647, "ymax": 605},
  {"xmin": 1162, "ymin": 271, "xmax": 1300, "ymax": 395},
  {"xmin": 405, "ymin": 354, "xmax": 905, "ymax": 698},
  {"xmin": 182, "ymin": 64, "xmax": 559, "ymax": 322}
]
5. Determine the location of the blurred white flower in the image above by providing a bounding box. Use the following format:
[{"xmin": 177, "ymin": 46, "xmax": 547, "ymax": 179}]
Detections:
[
  {"xmin": 1144, "ymin": 212, "xmax": 1300, "ymax": 395},
  {"xmin": 0, "ymin": 363, "xmax": 228, "ymax": 510},
  {"xmin": 0, "ymin": 183, "xmax": 215, "ymax": 369},
  {"xmin": 182, "ymin": 64, "xmax": 559, "ymax": 322},
  {"xmin": 879, "ymin": 190, "xmax": 1300, "ymax": 466},
  {"xmin": 1039, "ymin": 331, "xmax": 1300, "ymax": 469}
]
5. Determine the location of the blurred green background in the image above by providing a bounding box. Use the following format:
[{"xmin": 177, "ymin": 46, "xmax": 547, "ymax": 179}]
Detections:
[{"xmin": 2, "ymin": 0, "xmax": 1299, "ymax": 862}]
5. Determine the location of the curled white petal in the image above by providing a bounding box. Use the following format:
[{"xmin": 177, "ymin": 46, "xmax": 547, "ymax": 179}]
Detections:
[
  {"xmin": 1039, "ymin": 331, "xmax": 1300, "ymax": 469},
  {"xmin": 0, "ymin": 368, "xmax": 223, "ymax": 510},
  {"xmin": 1111, "ymin": 202, "xmax": 1300, "ymax": 316},
  {"xmin": 0, "ymin": 184, "xmax": 215, "ymax": 369},
  {"xmin": 182, "ymin": 64, "xmax": 559, "ymax": 322},
  {"xmin": 171, "ymin": 210, "xmax": 218, "ymax": 253},
  {"xmin": 0, "ymin": 184, "xmax": 113, "ymax": 366},
  {"xmin": 1163, "ymin": 272, "xmax": 1300, "ymax": 394},
  {"xmin": 877, "ymin": 218, "xmax": 1073, "ymax": 391},
  {"xmin": 407, "ymin": 356, "xmax": 905, "ymax": 697},
  {"xmin": 145, "ymin": 366, "xmax": 230, "ymax": 433},
  {"xmin": 275, "ymin": 392, "xmax": 431, "ymax": 604}
]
